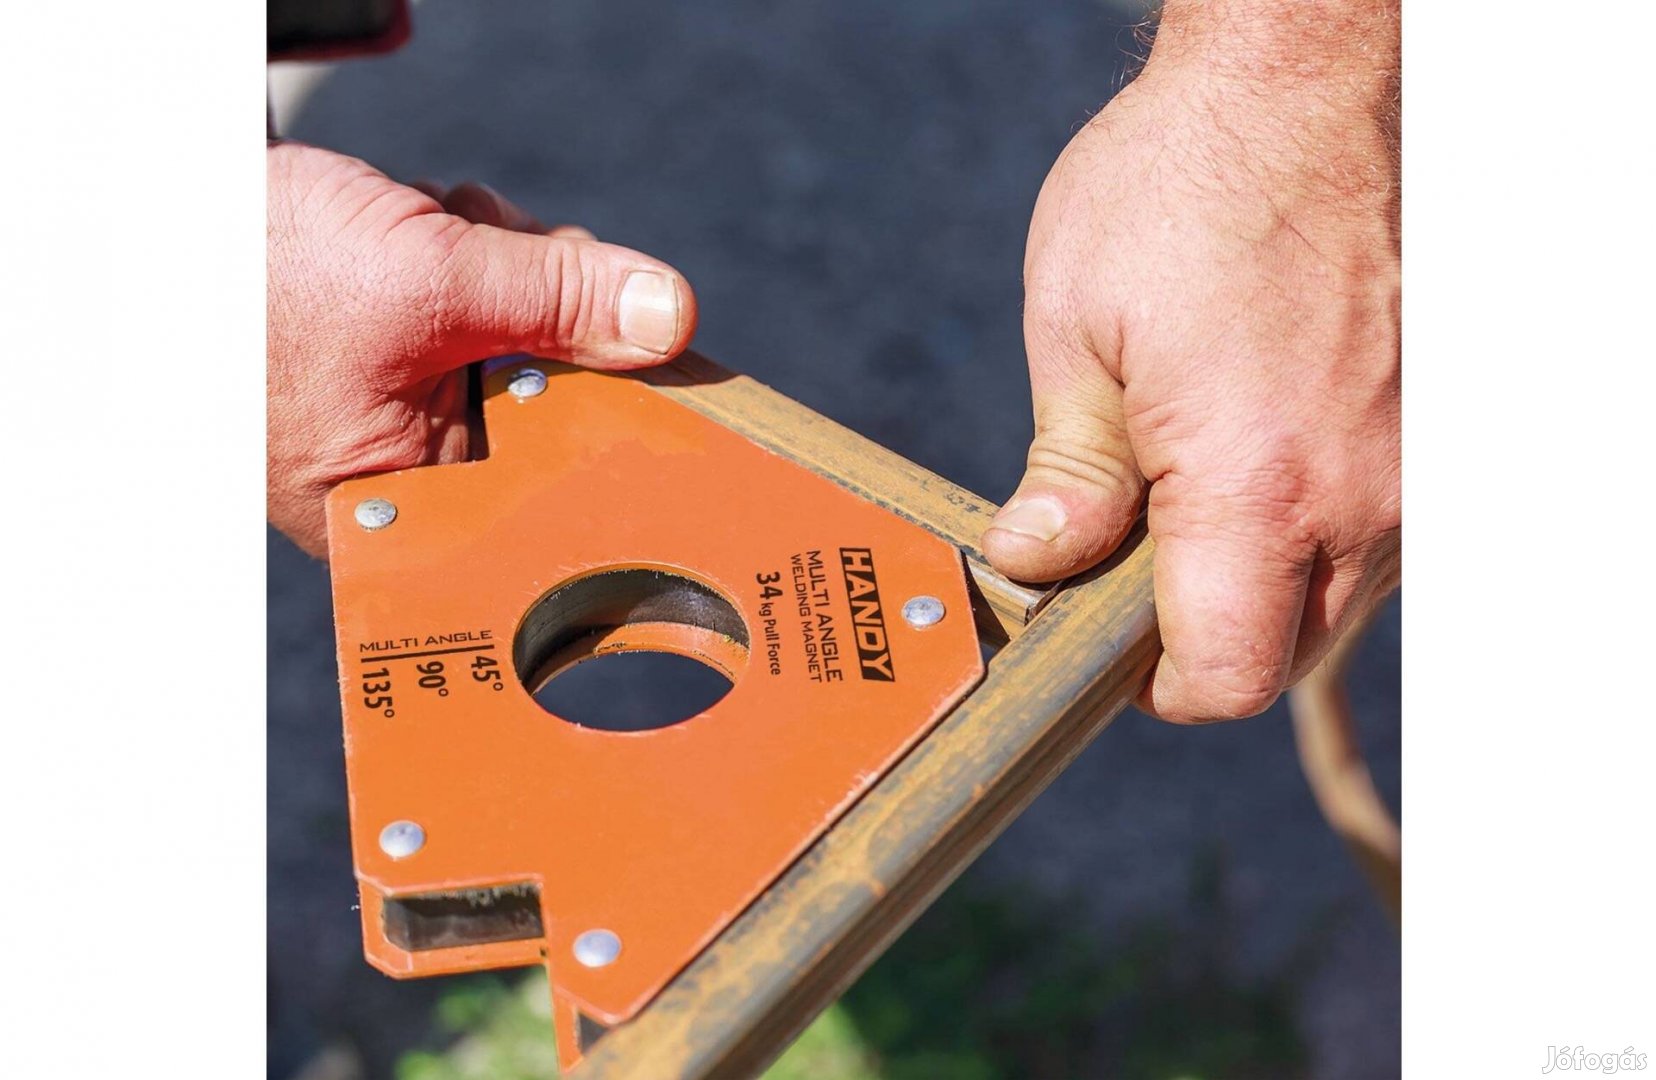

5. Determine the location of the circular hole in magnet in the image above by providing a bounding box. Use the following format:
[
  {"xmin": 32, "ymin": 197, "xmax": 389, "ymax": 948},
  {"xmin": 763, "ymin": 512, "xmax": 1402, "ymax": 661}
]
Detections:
[
  {"xmin": 514, "ymin": 568, "xmax": 748, "ymax": 732},
  {"xmin": 532, "ymin": 652, "xmax": 732, "ymax": 732}
]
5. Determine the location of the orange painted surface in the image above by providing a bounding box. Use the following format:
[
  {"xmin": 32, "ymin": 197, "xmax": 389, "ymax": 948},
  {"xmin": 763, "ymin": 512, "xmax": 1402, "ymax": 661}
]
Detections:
[{"xmin": 326, "ymin": 361, "xmax": 982, "ymax": 1069}]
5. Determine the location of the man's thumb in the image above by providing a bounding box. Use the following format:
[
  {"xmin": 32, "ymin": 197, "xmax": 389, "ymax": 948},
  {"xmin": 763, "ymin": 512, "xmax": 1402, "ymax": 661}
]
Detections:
[
  {"xmin": 982, "ymin": 339, "xmax": 1144, "ymax": 583},
  {"xmin": 422, "ymin": 223, "xmax": 698, "ymax": 372}
]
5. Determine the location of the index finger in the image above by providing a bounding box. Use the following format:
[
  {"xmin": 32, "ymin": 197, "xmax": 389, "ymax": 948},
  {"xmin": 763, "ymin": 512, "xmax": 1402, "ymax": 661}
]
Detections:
[{"xmin": 1139, "ymin": 471, "xmax": 1317, "ymax": 723}]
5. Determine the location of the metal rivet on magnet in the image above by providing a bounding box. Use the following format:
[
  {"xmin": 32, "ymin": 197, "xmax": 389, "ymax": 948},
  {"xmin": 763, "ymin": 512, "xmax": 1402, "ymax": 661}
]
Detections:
[
  {"xmin": 573, "ymin": 929, "xmax": 622, "ymax": 968},
  {"xmin": 901, "ymin": 595, "xmax": 946, "ymax": 629},
  {"xmin": 354, "ymin": 498, "xmax": 398, "ymax": 531},
  {"xmin": 378, "ymin": 820, "xmax": 425, "ymax": 859},
  {"xmin": 507, "ymin": 367, "xmax": 549, "ymax": 399}
]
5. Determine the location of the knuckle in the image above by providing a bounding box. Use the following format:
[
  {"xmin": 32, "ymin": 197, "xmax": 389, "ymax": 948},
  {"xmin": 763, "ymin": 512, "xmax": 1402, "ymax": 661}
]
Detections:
[
  {"xmin": 1223, "ymin": 434, "xmax": 1315, "ymax": 506},
  {"xmin": 324, "ymin": 215, "xmax": 468, "ymax": 389},
  {"xmin": 1186, "ymin": 664, "xmax": 1285, "ymax": 722},
  {"xmin": 1155, "ymin": 472, "xmax": 1317, "ymax": 558},
  {"xmin": 1163, "ymin": 430, "xmax": 1325, "ymax": 546},
  {"xmin": 1024, "ymin": 432, "xmax": 1138, "ymax": 501},
  {"xmin": 412, "ymin": 222, "xmax": 474, "ymax": 350},
  {"xmin": 544, "ymin": 240, "xmax": 593, "ymax": 352}
]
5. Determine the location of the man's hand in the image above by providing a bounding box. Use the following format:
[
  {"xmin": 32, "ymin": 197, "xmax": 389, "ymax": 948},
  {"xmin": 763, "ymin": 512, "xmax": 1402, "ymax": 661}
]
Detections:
[
  {"xmin": 982, "ymin": 0, "xmax": 1400, "ymax": 723},
  {"xmin": 268, "ymin": 141, "xmax": 697, "ymax": 556}
]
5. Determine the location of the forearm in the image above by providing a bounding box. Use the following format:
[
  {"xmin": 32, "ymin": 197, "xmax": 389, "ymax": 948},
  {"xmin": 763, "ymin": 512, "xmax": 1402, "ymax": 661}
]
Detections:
[
  {"xmin": 1152, "ymin": 0, "xmax": 1399, "ymax": 86},
  {"xmin": 1139, "ymin": 0, "xmax": 1400, "ymax": 238}
]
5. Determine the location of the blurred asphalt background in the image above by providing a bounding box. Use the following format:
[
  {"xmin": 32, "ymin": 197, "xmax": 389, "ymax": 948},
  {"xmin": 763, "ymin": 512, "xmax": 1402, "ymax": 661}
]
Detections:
[{"xmin": 268, "ymin": 2, "xmax": 1400, "ymax": 1076}]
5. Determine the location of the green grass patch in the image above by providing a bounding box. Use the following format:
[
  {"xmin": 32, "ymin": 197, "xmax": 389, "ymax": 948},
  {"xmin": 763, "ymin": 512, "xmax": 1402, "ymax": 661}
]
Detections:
[{"xmin": 396, "ymin": 851, "xmax": 1310, "ymax": 1079}]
